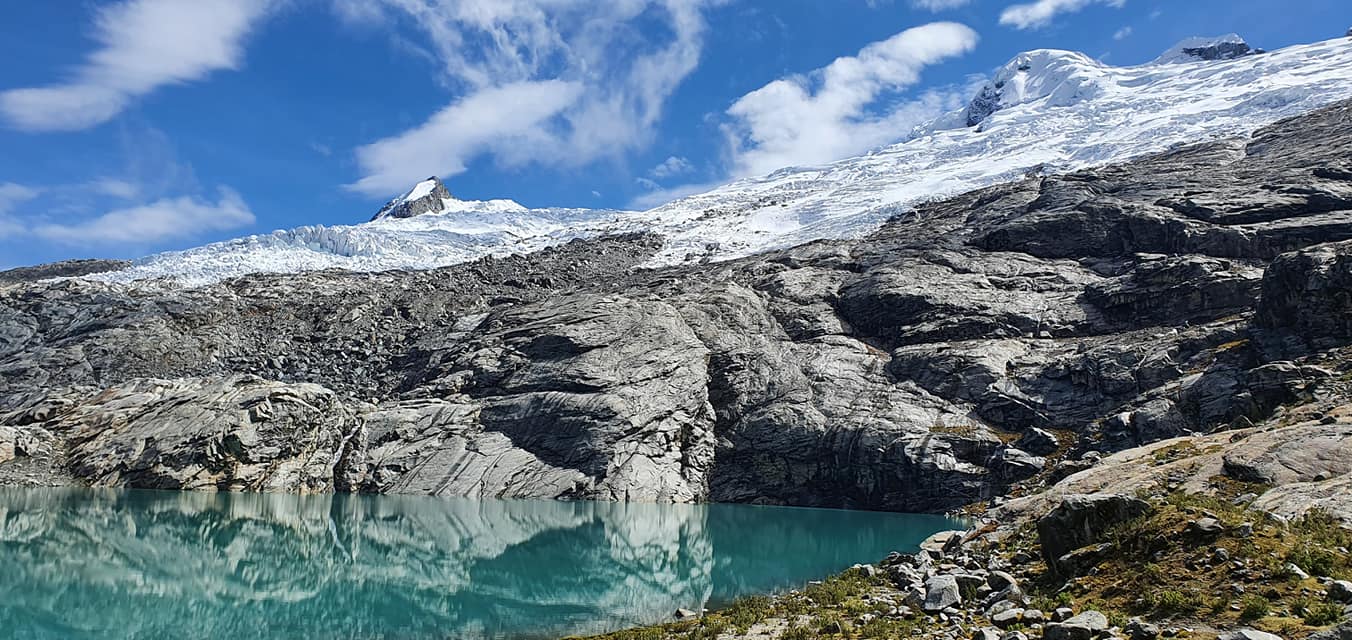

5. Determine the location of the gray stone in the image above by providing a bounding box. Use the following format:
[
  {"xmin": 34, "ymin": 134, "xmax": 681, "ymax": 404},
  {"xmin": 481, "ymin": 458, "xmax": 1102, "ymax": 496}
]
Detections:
[
  {"xmin": 1125, "ymin": 617, "xmax": 1161, "ymax": 640},
  {"xmin": 1329, "ymin": 580, "xmax": 1352, "ymax": 603},
  {"xmin": 925, "ymin": 575, "xmax": 963, "ymax": 612},
  {"xmin": 1044, "ymin": 611, "xmax": 1110, "ymax": 640},
  {"xmin": 1187, "ymin": 517, "xmax": 1224, "ymax": 537},
  {"xmin": 988, "ymin": 570, "xmax": 1019, "ymax": 592},
  {"xmin": 922, "ymin": 530, "xmax": 967, "ymax": 556},
  {"xmin": 975, "ymin": 628, "xmax": 1003, "ymax": 640},
  {"xmin": 992, "ymin": 608, "xmax": 1024, "ymax": 628}
]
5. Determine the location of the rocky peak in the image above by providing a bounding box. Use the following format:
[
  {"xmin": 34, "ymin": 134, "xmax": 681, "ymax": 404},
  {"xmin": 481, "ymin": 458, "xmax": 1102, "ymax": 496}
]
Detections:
[
  {"xmin": 370, "ymin": 176, "xmax": 453, "ymax": 221},
  {"xmin": 1154, "ymin": 34, "xmax": 1263, "ymax": 65}
]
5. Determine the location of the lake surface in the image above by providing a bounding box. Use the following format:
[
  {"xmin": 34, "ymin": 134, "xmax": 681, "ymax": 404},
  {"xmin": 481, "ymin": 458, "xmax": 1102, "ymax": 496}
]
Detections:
[{"xmin": 0, "ymin": 488, "xmax": 961, "ymax": 640}]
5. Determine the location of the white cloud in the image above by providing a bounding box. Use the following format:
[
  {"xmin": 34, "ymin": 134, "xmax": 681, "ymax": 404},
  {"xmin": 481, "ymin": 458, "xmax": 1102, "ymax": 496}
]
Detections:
[
  {"xmin": 0, "ymin": 0, "xmax": 275, "ymax": 132},
  {"xmin": 910, "ymin": 0, "xmax": 973, "ymax": 10},
  {"xmin": 349, "ymin": 80, "xmax": 584, "ymax": 195},
  {"xmin": 88, "ymin": 178, "xmax": 140, "ymax": 199},
  {"xmin": 345, "ymin": 0, "xmax": 724, "ymax": 196},
  {"xmin": 32, "ymin": 188, "xmax": 254, "ymax": 245},
  {"xmin": 722, "ymin": 22, "xmax": 978, "ymax": 177},
  {"xmin": 650, "ymin": 156, "xmax": 693, "ymax": 179},
  {"xmin": 1113, "ymin": 26, "xmax": 1133, "ymax": 40},
  {"xmin": 999, "ymin": 0, "xmax": 1126, "ymax": 30},
  {"xmin": 0, "ymin": 183, "xmax": 40, "ymax": 214}
]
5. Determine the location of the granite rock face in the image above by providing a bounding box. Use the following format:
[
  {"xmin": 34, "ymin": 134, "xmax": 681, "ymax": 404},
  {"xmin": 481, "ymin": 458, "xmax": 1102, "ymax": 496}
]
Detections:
[{"xmin": 5, "ymin": 101, "xmax": 1352, "ymax": 512}]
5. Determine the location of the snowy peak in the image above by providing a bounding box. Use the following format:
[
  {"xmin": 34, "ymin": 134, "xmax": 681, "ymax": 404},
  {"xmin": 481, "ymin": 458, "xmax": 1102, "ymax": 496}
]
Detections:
[
  {"xmin": 369, "ymin": 177, "xmax": 530, "ymax": 222},
  {"xmin": 370, "ymin": 177, "xmax": 453, "ymax": 221},
  {"xmin": 1154, "ymin": 34, "xmax": 1262, "ymax": 65},
  {"xmin": 964, "ymin": 49, "xmax": 1106, "ymax": 127}
]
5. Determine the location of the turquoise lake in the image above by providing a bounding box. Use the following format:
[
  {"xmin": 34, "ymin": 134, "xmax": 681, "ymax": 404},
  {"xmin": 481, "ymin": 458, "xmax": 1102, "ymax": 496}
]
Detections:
[{"xmin": 0, "ymin": 488, "xmax": 961, "ymax": 639}]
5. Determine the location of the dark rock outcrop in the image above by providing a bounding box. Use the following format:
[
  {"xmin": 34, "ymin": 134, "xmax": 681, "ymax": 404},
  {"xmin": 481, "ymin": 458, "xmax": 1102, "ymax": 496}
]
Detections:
[
  {"xmin": 1037, "ymin": 494, "xmax": 1151, "ymax": 572},
  {"xmin": 0, "ymin": 259, "xmax": 130, "ymax": 286},
  {"xmin": 370, "ymin": 176, "xmax": 453, "ymax": 220}
]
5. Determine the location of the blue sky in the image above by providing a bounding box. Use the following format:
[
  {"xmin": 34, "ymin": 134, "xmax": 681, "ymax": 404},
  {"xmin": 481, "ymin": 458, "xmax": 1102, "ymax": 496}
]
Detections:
[{"xmin": 1, "ymin": 0, "xmax": 1350, "ymax": 269}]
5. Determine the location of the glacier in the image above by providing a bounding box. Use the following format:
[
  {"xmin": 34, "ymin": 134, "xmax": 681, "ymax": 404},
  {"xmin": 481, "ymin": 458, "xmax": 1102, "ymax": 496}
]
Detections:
[{"xmin": 92, "ymin": 34, "xmax": 1352, "ymax": 287}]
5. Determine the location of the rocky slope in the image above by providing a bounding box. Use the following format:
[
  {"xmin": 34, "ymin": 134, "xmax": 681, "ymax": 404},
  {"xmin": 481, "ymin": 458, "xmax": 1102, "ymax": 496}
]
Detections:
[{"xmin": 4, "ymin": 99, "xmax": 1352, "ymax": 517}]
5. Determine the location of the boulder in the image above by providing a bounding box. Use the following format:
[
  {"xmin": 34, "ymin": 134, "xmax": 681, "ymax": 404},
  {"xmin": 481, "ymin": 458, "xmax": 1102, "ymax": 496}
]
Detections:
[
  {"xmin": 921, "ymin": 530, "xmax": 966, "ymax": 556},
  {"xmin": 988, "ymin": 570, "xmax": 1019, "ymax": 592},
  {"xmin": 924, "ymin": 575, "xmax": 963, "ymax": 612},
  {"xmin": 1187, "ymin": 517, "xmax": 1225, "ymax": 537},
  {"xmin": 1038, "ymin": 494, "xmax": 1151, "ymax": 571},
  {"xmin": 975, "ymin": 628, "xmax": 1003, "ymax": 640},
  {"xmin": 1329, "ymin": 580, "xmax": 1352, "ymax": 603},
  {"xmin": 992, "ymin": 608, "xmax": 1024, "ymax": 628},
  {"xmin": 1018, "ymin": 428, "xmax": 1060, "ymax": 456},
  {"xmin": 1125, "ymin": 617, "xmax": 1161, "ymax": 640},
  {"xmin": 1044, "ymin": 611, "xmax": 1110, "ymax": 640}
]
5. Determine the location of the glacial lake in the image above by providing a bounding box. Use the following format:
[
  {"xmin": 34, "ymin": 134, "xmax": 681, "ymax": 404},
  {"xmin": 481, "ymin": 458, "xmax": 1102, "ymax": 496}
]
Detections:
[{"xmin": 0, "ymin": 488, "xmax": 961, "ymax": 640}]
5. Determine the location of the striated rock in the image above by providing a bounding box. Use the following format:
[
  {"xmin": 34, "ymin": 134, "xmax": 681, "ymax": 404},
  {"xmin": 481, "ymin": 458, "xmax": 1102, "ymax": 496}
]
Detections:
[
  {"xmin": 1258, "ymin": 240, "xmax": 1352, "ymax": 347},
  {"xmin": 4, "ymin": 101, "xmax": 1352, "ymax": 511},
  {"xmin": 51, "ymin": 377, "xmax": 361, "ymax": 492},
  {"xmin": 999, "ymin": 420, "xmax": 1352, "ymax": 526},
  {"xmin": 1038, "ymin": 494, "xmax": 1151, "ymax": 572}
]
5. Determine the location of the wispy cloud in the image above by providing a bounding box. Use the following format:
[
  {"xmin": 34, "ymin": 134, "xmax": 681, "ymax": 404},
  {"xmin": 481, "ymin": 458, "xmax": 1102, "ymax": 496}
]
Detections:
[
  {"xmin": 910, "ymin": 0, "xmax": 973, "ymax": 11},
  {"xmin": 344, "ymin": 0, "xmax": 725, "ymax": 196},
  {"xmin": 350, "ymin": 80, "xmax": 585, "ymax": 195},
  {"xmin": 0, "ymin": 183, "xmax": 40, "ymax": 214},
  {"xmin": 999, "ymin": 0, "xmax": 1125, "ymax": 30},
  {"xmin": 721, "ymin": 22, "xmax": 978, "ymax": 177},
  {"xmin": 0, "ymin": 0, "xmax": 276, "ymax": 132},
  {"xmin": 649, "ymin": 156, "xmax": 694, "ymax": 179},
  {"xmin": 1113, "ymin": 26, "xmax": 1133, "ymax": 40},
  {"xmin": 32, "ymin": 188, "xmax": 255, "ymax": 246}
]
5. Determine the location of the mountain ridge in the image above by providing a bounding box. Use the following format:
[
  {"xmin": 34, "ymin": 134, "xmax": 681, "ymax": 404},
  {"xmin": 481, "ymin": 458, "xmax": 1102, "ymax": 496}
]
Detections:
[{"xmin": 64, "ymin": 33, "xmax": 1352, "ymax": 287}]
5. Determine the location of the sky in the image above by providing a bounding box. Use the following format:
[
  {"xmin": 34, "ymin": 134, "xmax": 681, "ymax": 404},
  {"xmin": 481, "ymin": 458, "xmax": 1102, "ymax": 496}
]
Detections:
[{"xmin": 1, "ymin": 0, "xmax": 1351, "ymax": 269}]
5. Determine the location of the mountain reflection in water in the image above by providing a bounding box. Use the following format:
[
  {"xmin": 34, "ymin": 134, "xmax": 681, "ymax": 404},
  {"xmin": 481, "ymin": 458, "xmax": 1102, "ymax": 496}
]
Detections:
[{"xmin": 0, "ymin": 488, "xmax": 960, "ymax": 639}]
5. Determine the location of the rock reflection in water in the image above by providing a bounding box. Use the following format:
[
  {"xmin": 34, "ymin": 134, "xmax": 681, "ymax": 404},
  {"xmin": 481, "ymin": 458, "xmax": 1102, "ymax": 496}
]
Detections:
[{"xmin": 0, "ymin": 488, "xmax": 958, "ymax": 639}]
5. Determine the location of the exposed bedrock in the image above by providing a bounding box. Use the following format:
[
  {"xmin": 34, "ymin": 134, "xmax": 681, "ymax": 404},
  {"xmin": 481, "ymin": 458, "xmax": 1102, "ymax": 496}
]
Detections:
[{"xmin": 5, "ymin": 101, "xmax": 1352, "ymax": 513}]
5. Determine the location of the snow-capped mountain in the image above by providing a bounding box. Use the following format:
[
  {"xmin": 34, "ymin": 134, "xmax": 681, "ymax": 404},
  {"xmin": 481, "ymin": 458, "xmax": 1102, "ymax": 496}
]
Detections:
[
  {"xmin": 369, "ymin": 177, "xmax": 526, "ymax": 221},
  {"xmin": 94, "ymin": 34, "xmax": 1352, "ymax": 287}
]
